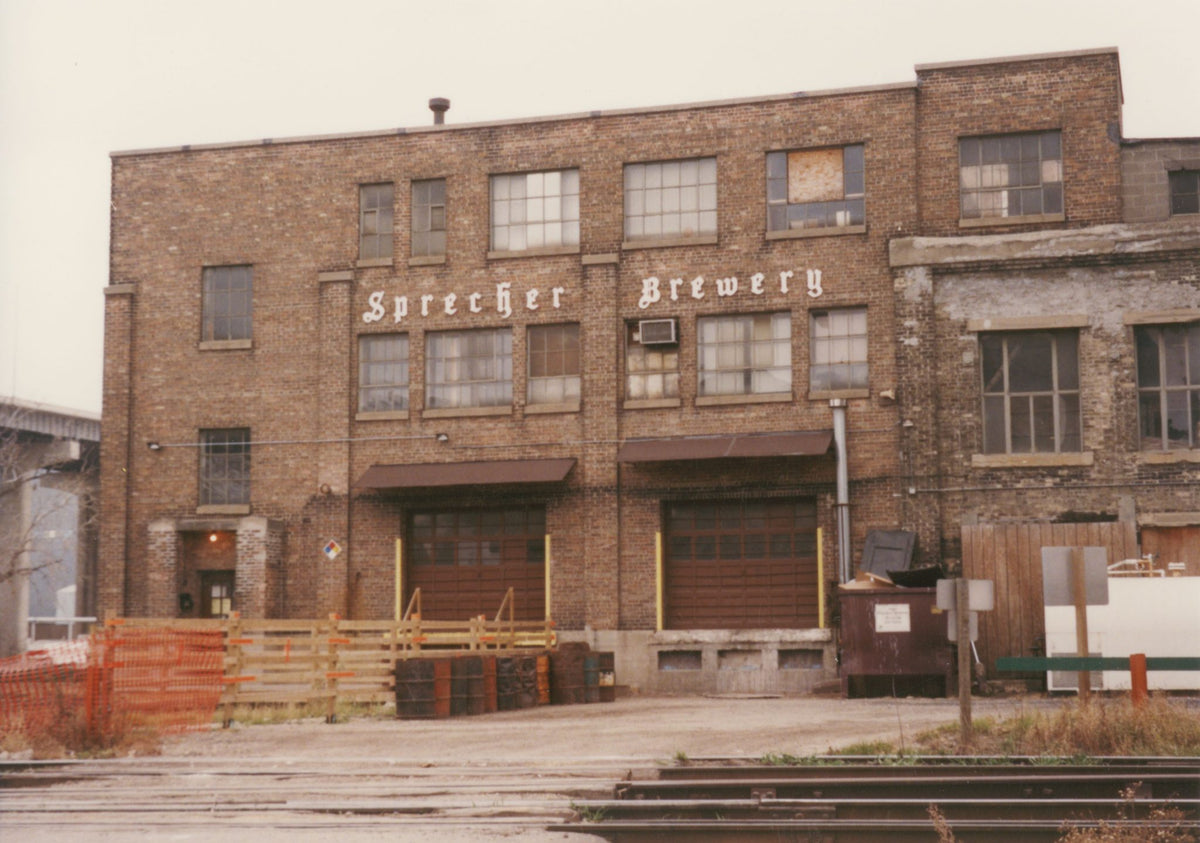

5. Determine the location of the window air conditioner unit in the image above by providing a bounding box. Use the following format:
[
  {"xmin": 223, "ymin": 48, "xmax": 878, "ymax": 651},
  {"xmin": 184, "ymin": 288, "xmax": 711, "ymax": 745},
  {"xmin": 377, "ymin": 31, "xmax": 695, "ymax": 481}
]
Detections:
[{"xmin": 638, "ymin": 318, "xmax": 678, "ymax": 345}]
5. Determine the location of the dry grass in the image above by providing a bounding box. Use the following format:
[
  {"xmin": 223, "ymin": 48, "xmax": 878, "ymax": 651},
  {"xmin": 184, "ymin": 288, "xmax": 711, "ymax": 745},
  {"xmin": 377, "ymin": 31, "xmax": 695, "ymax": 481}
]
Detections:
[{"xmin": 1, "ymin": 706, "xmax": 163, "ymax": 759}]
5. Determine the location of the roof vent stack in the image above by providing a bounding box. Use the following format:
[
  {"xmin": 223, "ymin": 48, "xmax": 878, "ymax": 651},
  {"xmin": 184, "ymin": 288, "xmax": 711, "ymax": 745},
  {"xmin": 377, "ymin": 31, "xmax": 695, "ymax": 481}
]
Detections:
[{"xmin": 429, "ymin": 98, "xmax": 450, "ymax": 125}]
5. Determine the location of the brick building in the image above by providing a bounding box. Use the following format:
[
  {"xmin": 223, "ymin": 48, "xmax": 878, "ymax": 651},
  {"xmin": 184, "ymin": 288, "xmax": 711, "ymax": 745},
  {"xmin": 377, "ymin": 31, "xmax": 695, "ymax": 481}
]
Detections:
[{"xmin": 101, "ymin": 48, "xmax": 1199, "ymax": 692}]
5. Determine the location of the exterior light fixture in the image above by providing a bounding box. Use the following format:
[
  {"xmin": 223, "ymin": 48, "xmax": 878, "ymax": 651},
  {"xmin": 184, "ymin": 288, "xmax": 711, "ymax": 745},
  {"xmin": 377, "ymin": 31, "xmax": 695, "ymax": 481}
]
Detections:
[
  {"xmin": 147, "ymin": 441, "xmax": 162, "ymax": 450},
  {"xmin": 208, "ymin": 533, "xmax": 218, "ymax": 543},
  {"xmin": 435, "ymin": 432, "xmax": 449, "ymax": 443}
]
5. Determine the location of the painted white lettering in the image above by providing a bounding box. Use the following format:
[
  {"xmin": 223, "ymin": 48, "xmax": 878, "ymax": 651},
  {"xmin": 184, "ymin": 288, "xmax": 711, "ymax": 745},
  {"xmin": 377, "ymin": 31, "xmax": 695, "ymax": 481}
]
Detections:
[
  {"xmin": 469, "ymin": 292, "xmax": 483, "ymax": 313},
  {"xmin": 526, "ymin": 288, "xmax": 539, "ymax": 311},
  {"xmin": 420, "ymin": 294, "xmax": 434, "ymax": 317},
  {"xmin": 363, "ymin": 290, "xmax": 385, "ymax": 323},
  {"xmin": 638, "ymin": 277, "xmax": 662, "ymax": 310},
  {"xmin": 551, "ymin": 287, "xmax": 564, "ymax": 308},
  {"xmin": 393, "ymin": 295, "xmax": 408, "ymax": 323},
  {"xmin": 779, "ymin": 270, "xmax": 794, "ymax": 294},
  {"xmin": 691, "ymin": 276, "xmax": 705, "ymax": 300},
  {"xmin": 750, "ymin": 272, "xmax": 765, "ymax": 295},
  {"xmin": 806, "ymin": 268, "xmax": 823, "ymax": 298},
  {"xmin": 444, "ymin": 293, "xmax": 458, "ymax": 315},
  {"xmin": 669, "ymin": 277, "xmax": 684, "ymax": 301},
  {"xmin": 496, "ymin": 282, "xmax": 513, "ymax": 319},
  {"xmin": 715, "ymin": 276, "xmax": 738, "ymax": 297}
]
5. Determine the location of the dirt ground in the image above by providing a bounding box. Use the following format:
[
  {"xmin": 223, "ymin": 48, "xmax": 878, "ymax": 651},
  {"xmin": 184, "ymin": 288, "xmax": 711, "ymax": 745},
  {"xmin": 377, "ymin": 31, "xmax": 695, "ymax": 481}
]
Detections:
[{"xmin": 5, "ymin": 693, "xmax": 1063, "ymax": 843}]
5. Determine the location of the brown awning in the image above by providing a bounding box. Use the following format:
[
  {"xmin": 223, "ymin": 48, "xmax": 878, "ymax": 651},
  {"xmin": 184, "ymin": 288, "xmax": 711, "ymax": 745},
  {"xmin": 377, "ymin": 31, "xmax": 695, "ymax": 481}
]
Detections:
[
  {"xmin": 617, "ymin": 430, "xmax": 833, "ymax": 463},
  {"xmin": 354, "ymin": 458, "xmax": 576, "ymax": 490}
]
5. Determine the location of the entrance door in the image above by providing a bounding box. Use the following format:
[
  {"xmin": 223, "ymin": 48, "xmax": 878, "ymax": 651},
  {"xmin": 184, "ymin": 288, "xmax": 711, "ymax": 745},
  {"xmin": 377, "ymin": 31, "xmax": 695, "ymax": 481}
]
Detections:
[
  {"xmin": 199, "ymin": 570, "xmax": 235, "ymax": 619},
  {"xmin": 665, "ymin": 499, "xmax": 818, "ymax": 629},
  {"xmin": 407, "ymin": 506, "xmax": 546, "ymax": 620}
]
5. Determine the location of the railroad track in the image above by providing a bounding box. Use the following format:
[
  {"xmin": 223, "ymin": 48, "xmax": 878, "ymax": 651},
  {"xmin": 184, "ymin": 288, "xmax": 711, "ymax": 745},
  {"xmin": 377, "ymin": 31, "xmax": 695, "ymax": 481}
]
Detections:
[{"xmin": 551, "ymin": 756, "xmax": 1200, "ymax": 842}]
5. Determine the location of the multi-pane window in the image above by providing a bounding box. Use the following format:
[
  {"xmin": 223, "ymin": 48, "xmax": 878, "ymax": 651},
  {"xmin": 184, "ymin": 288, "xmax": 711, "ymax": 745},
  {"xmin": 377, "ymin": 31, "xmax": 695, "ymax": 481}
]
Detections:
[
  {"xmin": 201, "ymin": 265, "xmax": 252, "ymax": 342},
  {"xmin": 1169, "ymin": 170, "xmax": 1200, "ymax": 216},
  {"xmin": 810, "ymin": 308, "xmax": 868, "ymax": 392},
  {"xmin": 411, "ymin": 178, "xmax": 446, "ymax": 257},
  {"xmin": 697, "ymin": 312, "xmax": 791, "ymax": 397},
  {"xmin": 410, "ymin": 508, "xmax": 546, "ymax": 568},
  {"xmin": 767, "ymin": 145, "xmax": 864, "ymax": 231},
  {"xmin": 624, "ymin": 157, "xmax": 717, "ymax": 241},
  {"xmin": 358, "ymin": 333, "xmax": 410, "ymax": 413},
  {"xmin": 959, "ymin": 131, "xmax": 1063, "ymax": 220},
  {"xmin": 1136, "ymin": 322, "xmax": 1200, "ymax": 450},
  {"xmin": 490, "ymin": 170, "xmax": 580, "ymax": 251},
  {"xmin": 199, "ymin": 428, "xmax": 250, "ymax": 506},
  {"xmin": 980, "ymin": 331, "xmax": 1081, "ymax": 454},
  {"xmin": 527, "ymin": 323, "xmax": 580, "ymax": 406},
  {"xmin": 359, "ymin": 183, "xmax": 394, "ymax": 260},
  {"xmin": 426, "ymin": 328, "xmax": 512, "ymax": 409},
  {"xmin": 626, "ymin": 322, "xmax": 680, "ymax": 401}
]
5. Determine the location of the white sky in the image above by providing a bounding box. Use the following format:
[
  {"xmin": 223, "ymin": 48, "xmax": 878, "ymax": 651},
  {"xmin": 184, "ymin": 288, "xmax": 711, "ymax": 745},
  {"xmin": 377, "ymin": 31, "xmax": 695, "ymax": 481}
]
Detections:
[{"xmin": 2, "ymin": 0, "xmax": 1198, "ymax": 415}]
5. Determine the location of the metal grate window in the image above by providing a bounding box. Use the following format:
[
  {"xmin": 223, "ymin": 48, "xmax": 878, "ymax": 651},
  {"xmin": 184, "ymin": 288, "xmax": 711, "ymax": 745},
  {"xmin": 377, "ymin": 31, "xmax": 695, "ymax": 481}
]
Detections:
[
  {"xmin": 411, "ymin": 178, "xmax": 446, "ymax": 257},
  {"xmin": 426, "ymin": 328, "xmax": 513, "ymax": 409},
  {"xmin": 359, "ymin": 183, "xmax": 394, "ymax": 260},
  {"xmin": 960, "ymin": 131, "xmax": 1062, "ymax": 220},
  {"xmin": 490, "ymin": 169, "xmax": 579, "ymax": 251},
  {"xmin": 201, "ymin": 265, "xmax": 252, "ymax": 342},
  {"xmin": 199, "ymin": 428, "xmax": 250, "ymax": 506},
  {"xmin": 980, "ymin": 331, "xmax": 1081, "ymax": 454},
  {"xmin": 1136, "ymin": 322, "xmax": 1200, "ymax": 450},
  {"xmin": 698, "ymin": 312, "xmax": 791, "ymax": 397},
  {"xmin": 358, "ymin": 333, "xmax": 410, "ymax": 413},
  {"xmin": 624, "ymin": 157, "xmax": 717, "ymax": 241}
]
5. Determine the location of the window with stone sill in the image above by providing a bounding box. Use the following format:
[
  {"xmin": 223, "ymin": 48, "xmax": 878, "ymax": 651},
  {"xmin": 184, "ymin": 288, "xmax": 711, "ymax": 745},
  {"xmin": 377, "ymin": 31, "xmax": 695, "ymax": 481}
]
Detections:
[
  {"xmin": 810, "ymin": 307, "xmax": 868, "ymax": 392},
  {"xmin": 358, "ymin": 333, "xmax": 410, "ymax": 413},
  {"xmin": 490, "ymin": 169, "xmax": 579, "ymax": 252},
  {"xmin": 201, "ymin": 265, "xmax": 252, "ymax": 342},
  {"xmin": 199, "ymin": 428, "xmax": 250, "ymax": 507},
  {"xmin": 359, "ymin": 183, "xmax": 394, "ymax": 260},
  {"xmin": 697, "ymin": 312, "xmax": 791, "ymax": 398},
  {"xmin": 426, "ymin": 327, "xmax": 512, "ymax": 409},
  {"xmin": 767, "ymin": 145, "xmax": 864, "ymax": 232},
  {"xmin": 527, "ymin": 323, "xmax": 580, "ymax": 406},
  {"xmin": 1136, "ymin": 322, "xmax": 1200, "ymax": 450},
  {"xmin": 411, "ymin": 178, "xmax": 446, "ymax": 257},
  {"xmin": 980, "ymin": 330, "xmax": 1081, "ymax": 454},
  {"xmin": 959, "ymin": 131, "xmax": 1062, "ymax": 221},
  {"xmin": 1169, "ymin": 170, "xmax": 1200, "ymax": 216},
  {"xmin": 624, "ymin": 157, "xmax": 717, "ymax": 241},
  {"xmin": 625, "ymin": 321, "xmax": 680, "ymax": 401}
]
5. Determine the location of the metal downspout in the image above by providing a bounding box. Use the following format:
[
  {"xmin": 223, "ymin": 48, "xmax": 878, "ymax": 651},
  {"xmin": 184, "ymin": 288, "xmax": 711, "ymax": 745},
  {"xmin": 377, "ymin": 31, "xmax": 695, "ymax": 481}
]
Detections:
[{"xmin": 830, "ymin": 399, "xmax": 851, "ymax": 583}]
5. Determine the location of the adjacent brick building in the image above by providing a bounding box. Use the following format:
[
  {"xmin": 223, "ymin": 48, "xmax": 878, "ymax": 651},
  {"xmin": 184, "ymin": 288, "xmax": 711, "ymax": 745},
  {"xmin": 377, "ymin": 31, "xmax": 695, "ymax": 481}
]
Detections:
[{"xmin": 101, "ymin": 48, "xmax": 1199, "ymax": 691}]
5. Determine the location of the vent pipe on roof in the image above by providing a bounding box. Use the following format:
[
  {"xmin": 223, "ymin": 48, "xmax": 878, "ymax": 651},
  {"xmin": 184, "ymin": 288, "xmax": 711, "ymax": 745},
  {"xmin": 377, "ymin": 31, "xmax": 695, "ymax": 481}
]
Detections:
[{"xmin": 429, "ymin": 98, "xmax": 450, "ymax": 125}]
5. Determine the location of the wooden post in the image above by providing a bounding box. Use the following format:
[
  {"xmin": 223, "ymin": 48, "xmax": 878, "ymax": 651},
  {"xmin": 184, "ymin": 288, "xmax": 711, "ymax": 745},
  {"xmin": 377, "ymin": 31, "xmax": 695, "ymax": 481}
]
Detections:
[
  {"xmin": 655, "ymin": 532, "xmax": 664, "ymax": 632},
  {"xmin": 1130, "ymin": 653, "xmax": 1148, "ymax": 708},
  {"xmin": 1071, "ymin": 547, "xmax": 1091, "ymax": 704},
  {"xmin": 816, "ymin": 527, "xmax": 825, "ymax": 629},
  {"xmin": 956, "ymin": 578, "xmax": 972, "ymax": 748}
]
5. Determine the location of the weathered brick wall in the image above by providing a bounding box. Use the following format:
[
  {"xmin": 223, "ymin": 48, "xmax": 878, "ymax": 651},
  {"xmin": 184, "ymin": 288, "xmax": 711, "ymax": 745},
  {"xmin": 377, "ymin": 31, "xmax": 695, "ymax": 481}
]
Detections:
[{"xmin": 1122, "ymin": 139, "xmax": 1200, "ymax": 222}]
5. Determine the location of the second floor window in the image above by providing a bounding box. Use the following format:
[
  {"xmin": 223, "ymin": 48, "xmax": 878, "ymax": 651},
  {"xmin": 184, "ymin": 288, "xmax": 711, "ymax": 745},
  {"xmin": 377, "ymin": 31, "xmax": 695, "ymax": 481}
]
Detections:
[
  {"xmin": 980, "ymin": 330, "xmax": 1080, "ymax": 454},
  {"xmin": 527, "ymin": 323, "xmax": 580, "ymax": 406},
  {"xmin": 1136, "ymin": 322, "xmax": 1200, "ymax": 450},
  {"xmin": 624, "ymin": 157, "xmax": 717, "ymax": 241},
  {"xmin": 960, "ymin": 131, "xmax": 1062, "ymax": 221},
  {"xmin": 626, "ymin": 321, "xmax": 680, "ymax": 401},
  {"xmin": 201, "ymin": 265, "xmax": 252, "ymax": 342},
  {"xmin": 411, "ymin": 178, "xmax": 446, "ymax": 257},
  {"xmin": 698, "ymin": 312, "xmax": 791, "ymax": 397},
  {"xmin": 1169, "ymin": 170, "xmax": 1200, "ymax": 217},
  {"xmin": 426, "ymin": 328, "xmax": 512, "ymax": 409},
  {"xmin": 810, "ymin": 308, "xmax": 868, "ymax": 392},
  {"xmin": 200, "ymin": 428, "xmax": 249, "ymax": 506},
  {"xmin": 359, "ymin": 183, "xmax": 394, "ymax": 260},
  {"xmin": 490, "ymin": 169, "xmax": 579, "ymax": 252},
  {"xmin": 767, "ymin": 145, "xmax": 864, "ymax": 232},
  {"xmin": 358, "ymin": 333, "xmax": 410, "ymax": 413}
]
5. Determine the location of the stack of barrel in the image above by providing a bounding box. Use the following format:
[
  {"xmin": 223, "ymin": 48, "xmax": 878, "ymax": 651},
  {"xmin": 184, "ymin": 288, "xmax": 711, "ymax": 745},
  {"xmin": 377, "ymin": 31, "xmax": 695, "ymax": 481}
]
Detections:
[{"xmin": 395, "ymin": 645, "xmax": 615, "ymax": 720}]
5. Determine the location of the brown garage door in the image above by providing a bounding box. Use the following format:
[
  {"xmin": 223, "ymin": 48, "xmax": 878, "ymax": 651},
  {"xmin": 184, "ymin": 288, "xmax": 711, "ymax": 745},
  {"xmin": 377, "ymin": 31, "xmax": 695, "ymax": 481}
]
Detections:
[
  {"xmin": 665, "ymin": 499, "xmax": 818, "ymax": 629},
  {"xmin": 408, "ymin": 506, "xmax": 546, "ymax": 620}
]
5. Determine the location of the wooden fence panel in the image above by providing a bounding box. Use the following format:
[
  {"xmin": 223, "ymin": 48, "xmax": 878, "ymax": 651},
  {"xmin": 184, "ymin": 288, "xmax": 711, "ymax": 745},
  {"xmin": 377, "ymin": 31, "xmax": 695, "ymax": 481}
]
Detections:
[{"xmin": 962, "ymin": 522, "xmax": 1139, "ymax": 680}]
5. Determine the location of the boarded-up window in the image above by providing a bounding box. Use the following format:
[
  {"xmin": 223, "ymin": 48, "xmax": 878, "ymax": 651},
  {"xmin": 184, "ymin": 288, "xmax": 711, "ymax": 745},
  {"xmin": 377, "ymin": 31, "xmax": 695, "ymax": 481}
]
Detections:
[{"xmin": 767, "ymin": 145, "xmax": 864, "ymax": 231}]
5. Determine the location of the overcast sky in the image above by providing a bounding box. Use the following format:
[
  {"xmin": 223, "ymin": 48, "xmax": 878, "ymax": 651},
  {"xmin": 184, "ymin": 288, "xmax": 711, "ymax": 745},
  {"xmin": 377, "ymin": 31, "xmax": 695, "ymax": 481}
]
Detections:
[{"xmin": 2, "ymin": 0, "xmax": 1198, "ymax": 416}]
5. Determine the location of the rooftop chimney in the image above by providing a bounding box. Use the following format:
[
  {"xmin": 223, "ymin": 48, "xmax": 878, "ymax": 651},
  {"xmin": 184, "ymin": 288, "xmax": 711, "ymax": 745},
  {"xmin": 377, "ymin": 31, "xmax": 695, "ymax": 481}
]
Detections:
[{"xmin": 429, "ymin": 98, "xmax": 450, "ymax": 125}]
